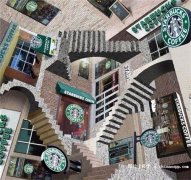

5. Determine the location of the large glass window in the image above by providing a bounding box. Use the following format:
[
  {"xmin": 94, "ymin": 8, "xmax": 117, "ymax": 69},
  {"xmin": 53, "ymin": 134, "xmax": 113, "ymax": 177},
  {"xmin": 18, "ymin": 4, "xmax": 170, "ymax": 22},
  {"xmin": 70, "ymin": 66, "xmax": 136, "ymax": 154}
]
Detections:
[
  {"xmin": 95, "ymin": 58, "xmax": 120, "ymax": 79},
  {"xmin": 7, "ymin": 157, "xmax": 52, "ymax": 179},
  {"xmin": 148, "ymin": 31, "xmax": 169, "ymax": 61},
  {"xmin": 6, "ymin": 0, "xmax": 60, "ymax": 25},
  {"xmin": 78, "ymin": 59, "xmax": 89, "ymax": 79},
  {"xmin": 15, "ymin": 120, "xmax": 46, "ymax": 156},
  {"xmin": 10, "ymin": 40, "xmax": 37, "ymax": 77}
]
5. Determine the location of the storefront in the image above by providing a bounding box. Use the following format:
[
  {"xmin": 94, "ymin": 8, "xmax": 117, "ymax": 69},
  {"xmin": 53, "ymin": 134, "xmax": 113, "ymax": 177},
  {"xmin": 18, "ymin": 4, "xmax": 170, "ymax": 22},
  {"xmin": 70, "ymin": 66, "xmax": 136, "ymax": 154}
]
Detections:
[
  {"xmin": 56, "ymin": 82, "xmax": 96, "ymax": 140},
  {"xmin": 150, "ymin": 92, "xmax": 191, "ymax": 158}
]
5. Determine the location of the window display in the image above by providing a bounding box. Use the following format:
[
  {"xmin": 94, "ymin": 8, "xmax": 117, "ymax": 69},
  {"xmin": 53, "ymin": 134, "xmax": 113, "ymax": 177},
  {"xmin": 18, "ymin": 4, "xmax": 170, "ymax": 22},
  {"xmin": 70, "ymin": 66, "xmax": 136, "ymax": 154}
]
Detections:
[
  {"xmin": 15, "ymin": 120, "xmax": 46, "ymax": 156},
  {"xmin": 7, "ymin": 0, "xmax": 60, "ymax": 25},
  {"xmin": 78, "ymin": 59, "xmax": 89, "ymax": 79},
  {"xmin": 150, "ymin": 93, "xmax": 186, "ymax": 157},
  {"xmin": 95, "ymin": 58, "xmax": 120, "ymax": 79},
  {"xmin": 7, "ymin": 157, "xmax": 52, "ymax": 179}
]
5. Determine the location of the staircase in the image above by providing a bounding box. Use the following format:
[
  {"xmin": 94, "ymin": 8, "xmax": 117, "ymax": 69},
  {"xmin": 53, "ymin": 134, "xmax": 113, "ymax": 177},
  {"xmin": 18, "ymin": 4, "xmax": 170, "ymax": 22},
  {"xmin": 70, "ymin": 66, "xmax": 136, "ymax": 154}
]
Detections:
[
  {"xmin": 95, "ymin": 79, "xmax": 155, "ymax": 145},
  {"xmin": 71, "ymin": 142, "xmax": 104, "ymax": 168},
  {"xmin": 83, "ymin": 164, "xmax": 118, "ymax": 180}
]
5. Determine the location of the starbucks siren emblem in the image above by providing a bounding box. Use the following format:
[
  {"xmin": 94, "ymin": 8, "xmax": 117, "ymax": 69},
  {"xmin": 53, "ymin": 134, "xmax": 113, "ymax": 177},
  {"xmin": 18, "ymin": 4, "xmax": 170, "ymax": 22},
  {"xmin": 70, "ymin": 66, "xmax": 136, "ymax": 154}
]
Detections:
[
  {"xmin": 24, "ymin": 163, "xmax": 34, "ymax": 174},
  {"xmin": 65, "ymin": 104, "xmax": 84, "ymax": 123},
  {"xmin": 31, "ymin": 36, "xmax": 42, "ymax": 48},
  {"xmin": 41, "ymin": 147, "xmax": 68, "ymax": 173},
  {"xmin": 161, "ymin": 7, "xmax": 191, "ymax": 47}
]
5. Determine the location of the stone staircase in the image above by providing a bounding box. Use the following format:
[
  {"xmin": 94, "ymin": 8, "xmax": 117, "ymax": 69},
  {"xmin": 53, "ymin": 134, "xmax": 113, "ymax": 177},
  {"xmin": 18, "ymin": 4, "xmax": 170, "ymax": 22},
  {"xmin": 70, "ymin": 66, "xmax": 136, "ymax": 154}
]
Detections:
[
  {"xmin": 71, "ymin": 142, "xmax": 104, "ymax": 168},
  {"xmin": 94, "ymin": 78, "xmax": 155, "ymax": 145},
  {"xmin": 83, "ymin": 164, "xmax": 118, "ymax": 180}
]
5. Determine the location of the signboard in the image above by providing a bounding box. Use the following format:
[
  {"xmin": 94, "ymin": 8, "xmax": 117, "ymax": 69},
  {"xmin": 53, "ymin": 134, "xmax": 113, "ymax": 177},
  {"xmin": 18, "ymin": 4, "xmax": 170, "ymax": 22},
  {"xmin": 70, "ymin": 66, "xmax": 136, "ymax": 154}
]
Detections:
[
  {"xmin": 140, "ymin": 129, "xmax": 160, "ymax": 148},
  {"xmin": 161, "ymin": 7, "xmax": 191, "ymax": 47},
  {"xmin": 41, "ymin": 146, "xmax": 68, "ymax": 174},
  {"xmin": 124, "ymin": 64, "xmax": 131, "ymax": 80},
  {"xmin": 31, "ymin": 34, "xmax": 57, "ymax": 56},
  {"xmin": 150, "ymin": 93, "xmax": 191, "ymax": 157},
  {"xmin": 65, "ymin": 104, "xmax": 84, "ymax": 123},
  {"xmin": 109, "ymin": 1, "xmax": 130, "ymax": 21},
  {"xmin": 126, "ymin": 0, "xmax": 181, "ymax": 39},
  {"xmin": 6, "ymin": 0, "xmax": 60, "ymax": 25},
  {"xmin": 109, "ymin": 137, "xmax": 133, "ymax": 164},
  {"xmin": 173, "ymin": 93, "xmax": 191, "ymax": 148},
  {"xmin": 0, "ymin": 109, "xmax": 20, "ymax": 179},
  {"xmin": 0, "ymin": 22, "xmax": 18, "ymax": 65}
]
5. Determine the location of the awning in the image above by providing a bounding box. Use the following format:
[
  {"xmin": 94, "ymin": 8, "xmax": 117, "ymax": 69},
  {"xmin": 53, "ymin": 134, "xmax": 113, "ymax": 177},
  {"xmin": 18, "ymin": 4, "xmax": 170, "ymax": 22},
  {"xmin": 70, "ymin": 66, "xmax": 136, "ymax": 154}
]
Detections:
[{"xmin": 56, "ymin": 81, "xmax": 96, "ymax": 104}]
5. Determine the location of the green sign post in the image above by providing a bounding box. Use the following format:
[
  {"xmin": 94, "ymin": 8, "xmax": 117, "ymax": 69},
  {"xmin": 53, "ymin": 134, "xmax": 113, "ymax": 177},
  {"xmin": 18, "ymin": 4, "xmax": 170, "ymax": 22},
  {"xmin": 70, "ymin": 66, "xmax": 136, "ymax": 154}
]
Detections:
[
  {"xmin": 31, "ymin": 34, "xmax": 57, "ymax": 56},
  {"xmin": 161, "ymin": 7, "xmax": 191, "ymax": 47}
]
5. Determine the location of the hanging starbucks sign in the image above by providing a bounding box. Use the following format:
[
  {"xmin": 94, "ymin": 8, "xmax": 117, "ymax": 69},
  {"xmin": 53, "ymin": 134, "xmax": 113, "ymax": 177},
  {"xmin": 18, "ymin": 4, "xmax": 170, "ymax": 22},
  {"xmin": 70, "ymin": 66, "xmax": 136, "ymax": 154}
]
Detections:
[
  {"xmin": 65, "ymin": 104, "xmax": 84, "ymax": 123},
  {"xmin": 41, "ymin": 147, "xmax": 68, "ymax": 173},
  {"xmin": 140, "ymin": 129, "xmax": 160, "ymax": 148},
  {"xmin": 161, "ymin": 7, "xmax": 191, "ymax": 47}
]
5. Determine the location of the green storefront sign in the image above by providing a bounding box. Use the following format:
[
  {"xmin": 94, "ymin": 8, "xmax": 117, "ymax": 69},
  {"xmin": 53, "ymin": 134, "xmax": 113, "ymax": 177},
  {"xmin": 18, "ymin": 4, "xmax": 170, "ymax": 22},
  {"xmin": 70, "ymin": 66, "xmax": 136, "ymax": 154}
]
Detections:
[
  {"xmin": 126, "ymin": 0, "xmax": 181, "ymax": 39},
  {"xmin": 0, "ymin": 22, "xmax": 18, "ymax": 65},
  {"xmin": 161, "ymin": 7, "xmax": 191, "ymax": 47},
  {"xmin": 56, "ymin": 82, "xmax": 96, "ymax": 104},
  {"xmin": 0, "ymin": 115, "xmax": 13, "ymax": 165},
  {"xmin": 31, "ymin": 34, "xmax": 57, "ymax": 56},
  {"xmin": 65, "ymin": 104, "xmax": 84, "ymax": 123}
]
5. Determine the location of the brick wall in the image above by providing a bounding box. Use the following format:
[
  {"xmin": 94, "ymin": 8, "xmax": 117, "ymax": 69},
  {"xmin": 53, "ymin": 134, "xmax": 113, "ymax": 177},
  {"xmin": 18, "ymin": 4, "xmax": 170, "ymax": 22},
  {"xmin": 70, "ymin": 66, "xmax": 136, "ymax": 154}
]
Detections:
[{"xmin": 41, "ymin": 60, "xmax": 93, "ymax": 118}]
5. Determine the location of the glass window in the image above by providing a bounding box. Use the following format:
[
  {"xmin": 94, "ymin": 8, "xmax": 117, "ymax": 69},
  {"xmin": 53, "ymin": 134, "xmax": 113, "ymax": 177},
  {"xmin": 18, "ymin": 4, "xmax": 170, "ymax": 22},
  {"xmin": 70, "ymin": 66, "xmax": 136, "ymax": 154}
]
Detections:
[
  {"xmin": 78, "ymin": 60, "xmax": 89, "ymax": 79},
  {"xmin": 6, "ymin": 0, "xmax": 60, "ymax": 26},
  {"xmin": 15, "ymin": 120, "xmax": 45, "ymax": 156},
  {"xmin": 7, "ymin": 157, "xmax": 52, "ymax": 179},
  {"xmin": 10, "ymin": 40, "xmax": 36, "ymax": 76},
  {"xmin": 95, "ymin": 58, "xmax": 120, "ymax": 79},
  {"xmin": 147, "ymin": 31, "xmax": 169, "ymax": 61}
]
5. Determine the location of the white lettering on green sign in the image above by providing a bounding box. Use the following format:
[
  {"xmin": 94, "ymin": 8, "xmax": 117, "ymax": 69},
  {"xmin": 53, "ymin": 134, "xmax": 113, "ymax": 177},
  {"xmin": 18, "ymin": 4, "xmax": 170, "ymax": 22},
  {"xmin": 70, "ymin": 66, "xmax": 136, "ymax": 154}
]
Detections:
[
  {"xmin": 161, "ymin": 7, "xmax": 190, "ymax": 47},
  {"xmin": 126, "ymin": 0, "xmax": 181, "ymax": 39},
  {"xmin": 0, "ymin": 115, "xmax": 13, "ymax": 165},
  {"xmin": 0, "ymin": 23, "xmax": 18, "ymax": 65}
]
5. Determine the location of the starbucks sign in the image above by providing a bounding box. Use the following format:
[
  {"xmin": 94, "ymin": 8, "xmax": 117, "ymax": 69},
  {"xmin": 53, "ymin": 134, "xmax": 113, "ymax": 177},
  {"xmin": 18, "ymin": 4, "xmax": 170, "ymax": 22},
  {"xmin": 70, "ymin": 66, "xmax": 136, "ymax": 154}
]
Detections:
[
  {"xmin": 140, "ymin": 129, "xmax": 160, "ymax": 148},
  {"xmin": 24, "ymin": 163, "xmax": 34, "ymax": 174},
  {"xmin": 41, "ymin": 147, "xmax": 68, "ymax": 173},
  {"xmin": 161, "ymin": 7, "xmax": 191, "ymax": 47},
  {"xmin": 65, "ymin": 104, "xmax": 84, "ymax": 123},
  {"xmin": 26, "ymin": 1, "xmax": 38, "ymax": 12}
]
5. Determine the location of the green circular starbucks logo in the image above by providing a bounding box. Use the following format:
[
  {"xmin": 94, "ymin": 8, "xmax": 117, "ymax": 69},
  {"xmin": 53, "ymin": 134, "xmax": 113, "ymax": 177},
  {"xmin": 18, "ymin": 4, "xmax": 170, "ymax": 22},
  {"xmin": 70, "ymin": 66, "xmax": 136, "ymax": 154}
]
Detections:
[
  {"xmin": 41, "ymin": 147, "xmax": 68, "ymax": 173},
  {"xmin": 26, "ymin": 1, "xmax": 38, "ymax": 12},
  {"xmin": 24, "ymin": 163, "xmax": 34, "ymax": 174},
  {"xmin": 65, "ymin": 104, "xmax": 84, "ymax": 123},
  {"xmin": 161, "ymin": 7, "xmax": 190, "ymax": 47},
  {"xmin": 31, "ymin": 36, "xmax": 42, "ymax": 48},
  {"xmin": 140, "ymin": 129, "xmax": 160, "ymax": 148}
]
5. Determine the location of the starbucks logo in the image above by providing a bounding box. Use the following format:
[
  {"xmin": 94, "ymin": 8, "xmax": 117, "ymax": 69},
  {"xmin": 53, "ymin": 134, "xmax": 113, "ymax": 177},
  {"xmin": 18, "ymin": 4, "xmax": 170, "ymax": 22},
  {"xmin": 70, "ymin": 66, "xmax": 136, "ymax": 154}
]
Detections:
[
  {"xmin": 41, "ymin": 147, "xmax": 68, "ymax": 173},
  {"xmin": 26, "ymin": 1, "xmax": 38, "ymax": 12},
  {"xmin": 140, "ymin": 129, "xmax": 160, "ymax": 148},
  {"xmin": 31, "ymin": 36, "xmax": 42, "ymax": 48},
  {"xmin": 161, "ymin": 7, "xmax": 191, "ymax": 47},
  {"xmin": 65, "ymin": 104, "xmax": 84, "ymax": 123},
  {"xmin": 24, "ymin": 163, "xmax": 34, "ymax": 174}
]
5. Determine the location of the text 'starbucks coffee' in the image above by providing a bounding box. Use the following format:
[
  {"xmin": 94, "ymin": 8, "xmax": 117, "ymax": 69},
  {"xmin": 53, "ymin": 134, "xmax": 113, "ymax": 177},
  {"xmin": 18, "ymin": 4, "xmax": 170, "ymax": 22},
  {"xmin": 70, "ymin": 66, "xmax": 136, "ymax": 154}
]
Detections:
[{"xmin": 161, "ymin": 7, "xmax": 191, "ymax": 47}]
